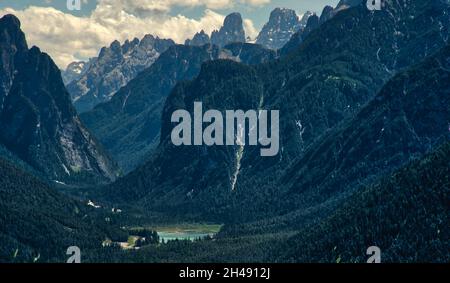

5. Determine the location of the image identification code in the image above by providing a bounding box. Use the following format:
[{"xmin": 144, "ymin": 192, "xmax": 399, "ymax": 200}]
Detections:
[{"xmin": 179, "ymin": 267, "xmax": 271, "ymax": 280}]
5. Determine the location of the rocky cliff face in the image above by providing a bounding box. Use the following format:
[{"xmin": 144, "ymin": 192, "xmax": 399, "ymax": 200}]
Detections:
[
  {"xmin": 66, "ymin": 35, "xmax": 175, "ymax": 113},
  {"xmin": 61, "ymin": 61, "xmax": 90, "ymax": 85},
  {"xmin": 0, "ymin": 14, "xmax": 120, "ymax": 185},
  {"xmin": 0, "ymin": 14, "xmax": 28, "ymax": 112},
  {"xmin": 299, "ymin": 11, "xmax": 313, "ymax": 28},
  {"xmin": 320, "ymin": 5, "xmax": 335, "ymax": 24},
  {"xmin": 211, "ymin": 13, "xmax": 246, "ymax": 47},
  {"xmin": 256, "ymin": 8, "xmax": 302, "ymax": 50}
]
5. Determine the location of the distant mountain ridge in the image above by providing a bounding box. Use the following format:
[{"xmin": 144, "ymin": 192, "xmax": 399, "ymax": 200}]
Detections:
[
  {"xmin": 66, "ymin": 35, "xmax": 175, "ymax": 113},
  {"xmin": 63, "ymin": 5, "xmax": 357, "ymax": 116}
]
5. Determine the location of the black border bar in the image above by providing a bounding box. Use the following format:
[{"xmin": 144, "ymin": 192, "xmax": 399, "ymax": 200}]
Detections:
[{"xmin": 0, "ymin": 263, "xmax": 448, "ymax": 281}]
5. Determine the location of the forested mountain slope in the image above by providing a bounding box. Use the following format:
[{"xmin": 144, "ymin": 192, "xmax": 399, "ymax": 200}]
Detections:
[
  {"xmin": 0, "ymin": 15, "xmax": 120, "ymax": 186},
  {"xmin": 0, "ymin": 157, "xmax": 125, "ymax": 263},
  {"xmin": 275, "ymin": 141, "xmax": 450, "ymax": 263},
  {"xmin": 98, "ymin": 0, "xmax": 450, "ymax": 224}
]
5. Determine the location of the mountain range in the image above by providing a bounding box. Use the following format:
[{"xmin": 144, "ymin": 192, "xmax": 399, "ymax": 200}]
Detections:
[
  {"xmin": 98, "ymin": 0, "xmax": 450, "ymax": 225},
  {"xmin": 66, "ymin": 35, "xmax": 175, "ymax": 113},
  {"xmin": 66, "ymin": 12, "xmax": 254, "ymax": 115},
  {"xmin": 81, "ymin": 43, "xmax": 276, "ymax": 172},
  {"xmin": 0, "ymin": 0, "xmax": 449, "ymax": 263},
  {"xmin": 65, "ymin": 8, "xmax": 329, "ymax": 120},
  {"xmin": 78, "ymin": 8, "xmax": 330, "ymax": 173}
]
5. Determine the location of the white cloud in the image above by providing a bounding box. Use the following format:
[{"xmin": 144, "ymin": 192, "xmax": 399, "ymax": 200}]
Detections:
[
  {"xmin": 108, "ymin": 0, "xmax": 271, "ymax": 14},
  {"xmin": 0, "ymin": 0, "xmax": 264, "ymax": 68},
  {"xmin": 239, "ymin": 0, "xmax": 271, "ymax": 6}
]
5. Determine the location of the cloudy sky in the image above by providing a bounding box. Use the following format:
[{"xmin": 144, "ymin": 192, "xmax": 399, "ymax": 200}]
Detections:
[{"xmin": 0, "ymin": 0, "xmax": 338, "ymax": 68}]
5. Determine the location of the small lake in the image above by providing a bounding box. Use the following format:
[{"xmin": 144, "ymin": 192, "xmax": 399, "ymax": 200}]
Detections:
[{"xmin": 154, "ymin": 224, "xmax": 222, "ymax": 243}]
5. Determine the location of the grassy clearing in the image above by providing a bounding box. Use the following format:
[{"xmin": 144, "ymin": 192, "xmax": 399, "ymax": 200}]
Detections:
[{"xmin": 129, "ymin": 223, "xmax": 223, "ymax": 234}]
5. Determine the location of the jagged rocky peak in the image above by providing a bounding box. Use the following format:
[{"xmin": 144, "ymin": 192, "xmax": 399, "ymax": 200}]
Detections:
[
  {"xmin": 320, "ymin": 5, "xmax": 335, "ymax": 24},
  {"xmin": 98, "ymin": 35, "xmax": 173, "ymax": 59},
  {"xmin": 304, "ymin": 13, "xmax": 320, "ymax": 34},
  {"xmin": 185, "ymin": 30, "xmax": 210, "ymax": 46},
  {"xmin": 0, "ymin": 14, "xmax": 28, "ymax": 110},
  {"xmin": 269, "ymin": 8, "xmax": 299, "ymax": 24},
  {"xmin": 301, "ymin": 12, "xmax": 320, "ymax": 37},
  {"xmin": 109, "ymin": 39, "xmax": 122, "ymax": 53},
  {"xmin": 140, "ymin": 34, "xmax": 174, "ymax": 52},
  {"xmin": 95, "ymin": 41, "xmax": 121, "ymax": 67},
  {"xmin": 299, "ymin": 11, "xmax": 313, "ymax": 28},
  {"xmin": 62, "ymin": 60, "xmax": 90, "ymax": 84},
  {"xmin": 0, "ymin": 15, "xmax": 120, "ymax": 185},
  {"xmin": 122, "ymin": 37, "xmax": 140, "ymax": 53},
  {"xmin": 66, "ymin": 33, "xmax": 175, "ymax": 113},
  {"xmin": 0, "ymin": 14, "xmax": 27, "ymax": 49},
  {"xmin": 211, "ymin": 12, "xmax": 246, "ymax": 47},
  {"xmin": 256, "ymin": 8, "xmax": 302, "ymax": 50},
  {"xmin": 223, "ymin": 12, "xmax": 245, "ymax": 32}
]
